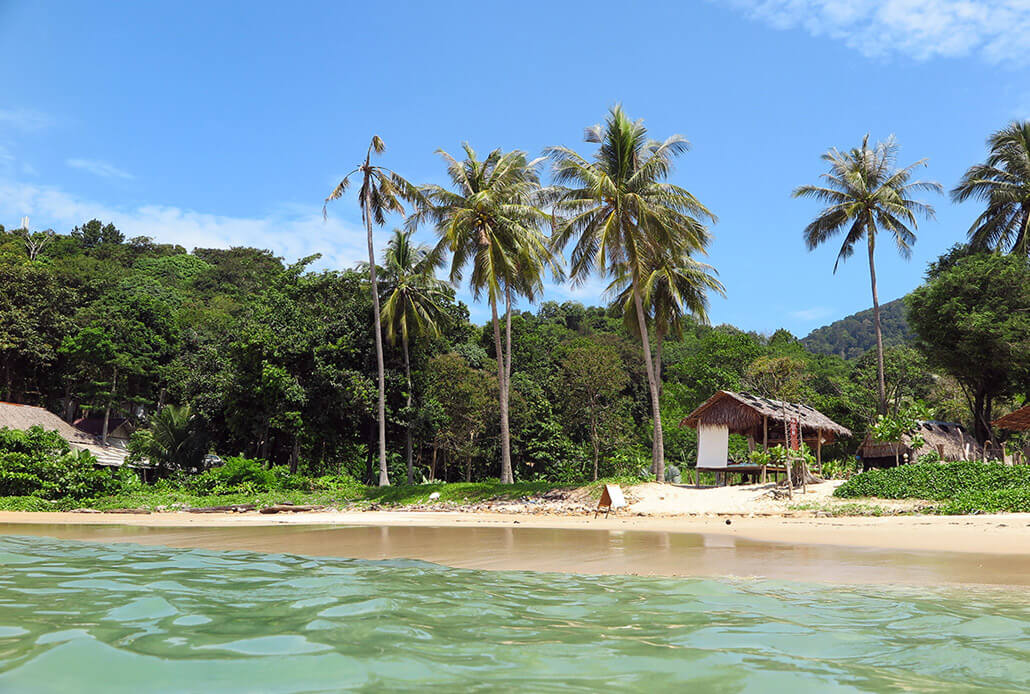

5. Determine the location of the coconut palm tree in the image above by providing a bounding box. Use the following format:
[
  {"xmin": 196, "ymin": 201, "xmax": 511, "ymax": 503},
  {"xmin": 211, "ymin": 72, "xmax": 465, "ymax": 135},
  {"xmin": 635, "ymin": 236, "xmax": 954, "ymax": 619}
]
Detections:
[
  {"xmin": 379, "ymin": 228, "xmax": 449, "ymax": 484},
  {"xmin": 953, "ymin": 120, "xmax": 1030, "ymax": 256},
  {"xmin": 793, "ymin": 135, "xmax": 941, "ymax": 416},
  {"xmin": 324, "ymin": 136, "xmax": 416, "ymax": 486},
  {"xmin": 609, "ymin": 250, "xmax": 725, "ymax": 470},
  {"xmin": 413, "ymin": 145, "xmax": 551, "ymax": 484},
  {"xmin": 548, "ymin": 105, "xmax": 715, "ymax": 482}
]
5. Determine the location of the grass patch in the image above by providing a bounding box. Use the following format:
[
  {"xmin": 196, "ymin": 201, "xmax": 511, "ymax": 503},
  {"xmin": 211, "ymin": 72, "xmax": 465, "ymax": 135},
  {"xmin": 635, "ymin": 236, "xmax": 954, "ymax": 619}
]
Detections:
[{"xmin": 0, "ymin": 476, "xmax": 651, "ymax": 512}]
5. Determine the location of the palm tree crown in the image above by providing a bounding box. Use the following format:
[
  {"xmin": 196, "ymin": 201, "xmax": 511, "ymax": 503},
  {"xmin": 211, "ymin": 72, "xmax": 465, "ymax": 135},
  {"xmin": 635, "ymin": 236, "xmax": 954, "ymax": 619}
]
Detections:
[
  {"xmin": 548, "ymin": 106, "xmax": 714, "ymax": 283},
  {"xmin": 952, "ymin": 120, "xmax": 1030, "ymax": 256},
  {"xmin": 380, "ymin": 229, "xmax": 449, "ymax": 347},
  {"xmin": 794, "ymin": 135, "xmax": 941, "ymax": 271}
]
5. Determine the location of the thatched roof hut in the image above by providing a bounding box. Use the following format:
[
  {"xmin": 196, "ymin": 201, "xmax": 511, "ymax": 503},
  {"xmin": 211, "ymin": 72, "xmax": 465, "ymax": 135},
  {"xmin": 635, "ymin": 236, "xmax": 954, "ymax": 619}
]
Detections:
[
  {"xmin": 857, "ymin": 420, "xmax": 980, "ymax": 468},
  {"xmin": 0, "ymin": 401, "xmax": 131, "ymax": 467},
  {"xmin": 680, "ymin": 390, "xmax": 852, "ymax": 444},
  {"xmin": 994, "ymin": 405, "xmax": 1030, "ymax": 431}
]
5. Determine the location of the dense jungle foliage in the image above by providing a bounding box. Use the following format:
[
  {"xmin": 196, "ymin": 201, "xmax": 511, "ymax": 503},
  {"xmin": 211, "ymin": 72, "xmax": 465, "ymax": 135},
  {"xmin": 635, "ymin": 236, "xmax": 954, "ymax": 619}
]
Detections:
[{"xmin": 1, "ymin": 219, "xmax": 1026, "ymax": 488}]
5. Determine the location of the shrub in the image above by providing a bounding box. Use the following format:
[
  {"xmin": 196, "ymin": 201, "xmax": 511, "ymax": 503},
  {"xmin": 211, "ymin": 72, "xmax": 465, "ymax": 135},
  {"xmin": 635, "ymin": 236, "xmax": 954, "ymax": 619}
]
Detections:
[
  {"xmin": 184, "ymin": 456, "xmax": 276, "ymax": 494},
  {"xmin": 943, "ymin": 487, "xmax": 1030, "ymax": 514},
  {"xmin": 834, "ymin": 462, "xmax": 1030, "ymax": 501},
  {"xmin": 0, "ymin": 426, "xmax": 121, "ymax": 500}
]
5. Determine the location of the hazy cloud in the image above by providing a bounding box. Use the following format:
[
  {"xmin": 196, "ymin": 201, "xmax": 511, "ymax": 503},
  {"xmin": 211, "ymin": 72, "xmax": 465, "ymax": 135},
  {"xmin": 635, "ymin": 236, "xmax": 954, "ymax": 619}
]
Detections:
[
  {"xmin": 0, "ymin": 179, "xmax": 377, "ymax": 272},
  {"xmin": 0, "ymin": 107, "xmax": 56, "ymax": 131},
  {"xmin": 721, "ymin": 0, "xmax": 1030, "ymax": 63},
  {"xmin": 66, "ymin": 158, "xmax": 135, "ymax": 180},
  {"xmin": 789, "ymin": 306, "xmax": 834, "ymax": 321}
]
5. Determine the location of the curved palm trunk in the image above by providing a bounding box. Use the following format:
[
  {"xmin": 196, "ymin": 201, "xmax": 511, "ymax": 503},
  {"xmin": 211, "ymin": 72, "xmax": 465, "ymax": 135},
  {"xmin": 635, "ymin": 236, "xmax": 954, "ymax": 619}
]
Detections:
[
  {"xmin": 651, "ymin": 330, "xmax": 665, "ymax": 474},
  {"xmin": 491, "ymin": 295, "xmax": 513, "ymax": 484},
  {"xmin": 364, "ymin": 187, "xmax": 390, "ymax": 487},
  {"xmin": 867, "ymin": 230, "xmax": 887, "ymax": 416},
  {"xmin": 402, "ymin": 333, "xmax": 414, "ymax": 485},
  {"xmin": 632, "ymin": 279, "xmax": 665, "ymax": 483}
]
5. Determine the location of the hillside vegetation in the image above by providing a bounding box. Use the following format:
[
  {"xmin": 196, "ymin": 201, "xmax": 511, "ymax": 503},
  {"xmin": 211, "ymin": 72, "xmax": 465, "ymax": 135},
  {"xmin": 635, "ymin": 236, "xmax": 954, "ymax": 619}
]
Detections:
[{"xmin": 802, "ymin": 298, "xmax": 911, "ymax": 360}]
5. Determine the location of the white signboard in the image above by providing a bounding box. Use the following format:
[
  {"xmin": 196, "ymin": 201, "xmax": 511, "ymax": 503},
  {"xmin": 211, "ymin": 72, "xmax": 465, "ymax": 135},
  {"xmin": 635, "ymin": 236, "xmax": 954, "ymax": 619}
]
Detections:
[
  {"xmin": 604, "ymin": 484, "xmax": 626, "ymax": 509},
  {"xmin": 595, "ymin": 484, "xmax": 626, "ymax": 518},
  {"xmin": 698, "ymin": 424, "xmax": 729, "ymax": 468}
]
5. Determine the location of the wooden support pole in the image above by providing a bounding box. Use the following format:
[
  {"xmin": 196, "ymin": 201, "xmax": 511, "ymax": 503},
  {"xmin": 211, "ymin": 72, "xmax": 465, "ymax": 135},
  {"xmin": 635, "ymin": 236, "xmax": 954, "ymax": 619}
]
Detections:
[{"xmin": 816, "ymin": 429, "xmax": 822, "ymax": 473}]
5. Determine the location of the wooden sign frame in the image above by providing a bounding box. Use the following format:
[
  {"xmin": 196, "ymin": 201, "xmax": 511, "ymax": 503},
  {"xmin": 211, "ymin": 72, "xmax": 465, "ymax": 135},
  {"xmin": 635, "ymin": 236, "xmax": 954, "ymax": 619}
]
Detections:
[{"xmin": 594, "ymin": 484, "xmax": 626, "ymax": 518}]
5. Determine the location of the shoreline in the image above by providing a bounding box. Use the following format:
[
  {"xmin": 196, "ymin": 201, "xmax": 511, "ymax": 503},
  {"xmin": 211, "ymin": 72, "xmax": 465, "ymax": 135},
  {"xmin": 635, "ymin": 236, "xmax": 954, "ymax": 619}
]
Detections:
[{"xmin": 3, "ymin": 509, "xmax": 1028, "ymax": 555}]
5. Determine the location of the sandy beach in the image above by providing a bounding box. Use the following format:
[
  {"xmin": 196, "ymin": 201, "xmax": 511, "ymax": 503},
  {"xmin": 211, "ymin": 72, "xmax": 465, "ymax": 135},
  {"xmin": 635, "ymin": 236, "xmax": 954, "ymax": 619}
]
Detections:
[{"xmin": 4, "ymin": 510, "xmax": 1030, "ymax": 586}]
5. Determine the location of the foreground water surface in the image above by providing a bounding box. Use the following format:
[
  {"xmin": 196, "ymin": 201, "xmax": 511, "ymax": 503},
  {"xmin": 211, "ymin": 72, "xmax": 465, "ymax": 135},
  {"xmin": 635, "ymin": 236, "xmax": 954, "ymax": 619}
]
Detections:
[{"xmin": 0, "ymin": 535, "xmax": 1028, "ymax": 692}]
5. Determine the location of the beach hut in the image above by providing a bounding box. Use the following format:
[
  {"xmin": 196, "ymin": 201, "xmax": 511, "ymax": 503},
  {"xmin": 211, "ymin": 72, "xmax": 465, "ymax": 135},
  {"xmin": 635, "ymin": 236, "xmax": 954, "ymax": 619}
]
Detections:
[
  {"xmin": 0, "ymin": 401, "xmax": 135, "ymax": 469},
  {"xmin": 857, "ymin": 421, "xmax": 980, "ymax": 469},
  {"xmin": 994, "ymin": 404, "xmax": 1030, "ymax": 432},
  {"xmin": 993, "ymin": 405, "xmax": 1030, "ymax": 464},
  {"xmin": 72, "ymin": 416, "xmax": 135, "ymax": 449},
  {"xmin": 680, "ymin": 390, "xmax": 852, "ymax": 483}
]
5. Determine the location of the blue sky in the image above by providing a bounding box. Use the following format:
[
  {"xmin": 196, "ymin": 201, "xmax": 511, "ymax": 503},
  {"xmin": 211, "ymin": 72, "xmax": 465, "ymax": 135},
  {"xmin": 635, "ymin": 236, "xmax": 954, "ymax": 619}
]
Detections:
[{"xmin": 1, "ymin": 0, "xmax": 1028, "ymax": 334}]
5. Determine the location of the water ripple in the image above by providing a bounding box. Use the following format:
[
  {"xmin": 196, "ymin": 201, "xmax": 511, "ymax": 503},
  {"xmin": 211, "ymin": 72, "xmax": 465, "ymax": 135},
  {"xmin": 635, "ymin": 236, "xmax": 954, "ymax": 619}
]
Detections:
[{"xmin": 0, "ymin": 535, "xmax": 1027, "ymax": 692}]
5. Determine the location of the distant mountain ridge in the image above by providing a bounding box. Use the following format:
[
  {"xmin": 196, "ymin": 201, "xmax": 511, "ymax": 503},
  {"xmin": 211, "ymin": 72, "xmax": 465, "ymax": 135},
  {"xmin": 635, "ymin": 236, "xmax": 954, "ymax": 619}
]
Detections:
[{"xmin": 801, "ymin": 297, "xmax": 912, "ymax": 360}]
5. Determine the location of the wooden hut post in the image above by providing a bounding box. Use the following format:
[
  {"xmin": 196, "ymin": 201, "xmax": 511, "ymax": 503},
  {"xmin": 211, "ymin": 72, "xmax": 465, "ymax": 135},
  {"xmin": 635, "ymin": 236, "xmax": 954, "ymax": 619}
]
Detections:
[
  {"xmin": 761, "ymin": 416, "xmax": 768, "ymax": 483},
  {"xmin": 816, "ymin": 429, "xmax": 822, "ymax": 474}
]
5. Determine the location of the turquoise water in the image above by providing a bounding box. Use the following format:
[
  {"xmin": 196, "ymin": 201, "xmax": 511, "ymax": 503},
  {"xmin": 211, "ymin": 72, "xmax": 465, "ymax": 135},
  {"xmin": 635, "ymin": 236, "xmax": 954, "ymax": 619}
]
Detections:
[{"xmin": 0, "ymin": 536, "xmax": 1027, "ymax": 693}]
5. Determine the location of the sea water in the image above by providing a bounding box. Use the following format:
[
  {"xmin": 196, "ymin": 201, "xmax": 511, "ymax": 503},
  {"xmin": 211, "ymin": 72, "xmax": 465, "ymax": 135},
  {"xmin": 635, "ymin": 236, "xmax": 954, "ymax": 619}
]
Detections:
[{"xmin": 0, "ymin": 535, "xmax": 1027, "ymax": 692}]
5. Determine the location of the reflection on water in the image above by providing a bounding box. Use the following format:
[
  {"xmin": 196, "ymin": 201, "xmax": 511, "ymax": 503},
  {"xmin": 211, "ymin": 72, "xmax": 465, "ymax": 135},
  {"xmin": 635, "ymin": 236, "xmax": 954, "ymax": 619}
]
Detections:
[
  {"xmin": 0, "ymin": 535, "xmax": 1027, "ymax": 693},
  {"xmin": 2, "ymin": 522, "xmax": 1029, "ymax": 586}
]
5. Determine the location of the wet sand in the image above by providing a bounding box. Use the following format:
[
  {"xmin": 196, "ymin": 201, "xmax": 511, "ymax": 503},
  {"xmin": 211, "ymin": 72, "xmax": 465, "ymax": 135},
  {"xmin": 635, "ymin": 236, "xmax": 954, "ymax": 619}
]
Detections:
[{"xmin": 3, "ymin": 511, "xmax": 1029, "ymax": 587}]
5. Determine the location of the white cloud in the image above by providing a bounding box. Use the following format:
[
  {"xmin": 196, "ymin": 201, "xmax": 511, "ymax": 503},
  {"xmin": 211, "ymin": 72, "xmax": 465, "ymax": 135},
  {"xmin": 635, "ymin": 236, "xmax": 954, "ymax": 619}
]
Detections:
[
  {"xmin": 721, "ymin": 0, "xmax": 1030, "ymax": 63},
  {"xmin": 789, "ymin": 306, "xmax": 834, "ymax": 321},
  {"xmin": 0, "ymin": 108, "xmax": 55, "ymax": 131},
  {"xmin": 66, "ymin": 158, "xmax": 135, "ymax": 180},
  {"xmin": 0, "ymin": 179, "xmax": 378, "ymax": 272}
]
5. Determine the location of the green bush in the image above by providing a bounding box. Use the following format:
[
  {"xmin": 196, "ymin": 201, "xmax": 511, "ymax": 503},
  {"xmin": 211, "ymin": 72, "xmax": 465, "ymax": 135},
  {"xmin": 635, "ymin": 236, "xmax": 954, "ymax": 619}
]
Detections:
[
  {"xmin": 834, "ymin": 461, "xmax": 1030, "ymax": 501},
  {"xmin": 943, "ymin": 487, "xmax": 1030, "ymax": 514},
  {"xmin": 183, "ymin": 456, "xmax": 276, "ymax": 494},
  {"xmin": 0, "ymin": 426, "xmax": 121, "ymax": 500}
]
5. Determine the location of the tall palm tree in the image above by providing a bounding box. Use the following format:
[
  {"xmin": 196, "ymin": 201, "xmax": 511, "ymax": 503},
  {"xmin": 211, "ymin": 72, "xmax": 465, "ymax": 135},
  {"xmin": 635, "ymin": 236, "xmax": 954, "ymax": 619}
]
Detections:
[
  {"xmin": 324, "ymin": 136, "xmax": 416, "ymax": 486},
  {"xmin": 413, "ymin": 145, "xmax": 550, "ymax": 484},
  {"xmin": 953, "ymin": 120, "xmax": 1030, "ymax": 256},
  {"xmin": 610, "ymin": 250, "xmax": 725, "ymax": 471},
  {"xmin": 549, "ymin": 105, "xmax": 715, "ymax": 482},
  {"xmin": 793, "ymin": 135, "xmax": 941, "ymax": 415},
  {"xmin": 379, "ymin": 228, "xmax": 449, "ymax": 485}
]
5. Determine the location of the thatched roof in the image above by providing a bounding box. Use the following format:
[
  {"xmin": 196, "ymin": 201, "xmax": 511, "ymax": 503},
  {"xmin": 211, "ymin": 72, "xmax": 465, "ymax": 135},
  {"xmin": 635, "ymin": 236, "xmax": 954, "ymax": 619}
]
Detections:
[
  {"xmin": 679, "ymin": 390, "xmax": 852, "ymax": 442},
  {"xmin": 994, "ymin": 404, "xmax": 1030, "ymax": 431},
  {"xmin": 0, "ymin": 401, "xmax": 131, "ymax": 467},
  {"xmin": 858, "ymin": 421, "xmax": 980, "ymax": 462}
]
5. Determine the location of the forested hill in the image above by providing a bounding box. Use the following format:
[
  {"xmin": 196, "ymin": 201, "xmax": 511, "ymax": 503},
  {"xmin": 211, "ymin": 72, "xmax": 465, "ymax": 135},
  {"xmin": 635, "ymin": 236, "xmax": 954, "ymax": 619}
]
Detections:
[{"xmin": 801, "ymin": 298, "xmax": 912, "ymax": 360}]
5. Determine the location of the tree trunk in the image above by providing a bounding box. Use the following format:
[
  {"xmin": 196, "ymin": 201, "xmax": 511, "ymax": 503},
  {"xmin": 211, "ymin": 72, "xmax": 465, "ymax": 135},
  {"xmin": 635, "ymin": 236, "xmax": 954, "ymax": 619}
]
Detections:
[
  {"xmin": 102, "ymin": 366, "xmax": 117, "ymax": 445},
  {"xmin": 972, "ymin": 388, "xmax": 993, "ymax": 445},
  {"xmin": 651, "ymin": 331, "xmax": 665, "ymax": 474},
  {"xmin": 430, "ymin": 443, "xmax": 438, "ymax": 482},
  {"xmin": 290, "ymin": 437, "xmax": 300, "ymax": 474},
  {"xmin": 632, "ymin": 278, "xmax": 665, "ymax": 482},
  {"xmin": 782, "ymin": 405, "xmax": 793, "ymax": 499},
  {"xmin": 504, "ymin": 285, "xmax": 513, "ymax": 388},
  {"xmin": 363, "ymin": 186, "xmax": 389, "ymax": 487},
  {"xmin": 867, "ymin": 230, "xmax": 887, "ymax": 416},
  {"xmin": 491, "ymin": 295, "xmax": 513, "ymax": 484},
  {"xmin": 403, "ymin": 333, "xmax": 414, "ymax": 485},
  {"xmin": 591, "ymin": 413, "xmax": 599, "ymax": 482}
]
